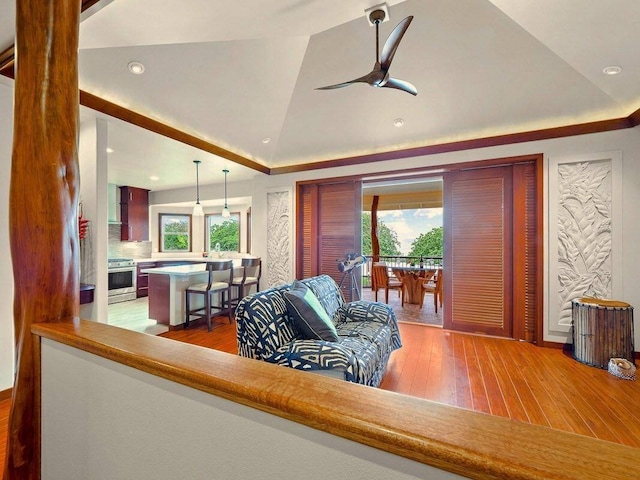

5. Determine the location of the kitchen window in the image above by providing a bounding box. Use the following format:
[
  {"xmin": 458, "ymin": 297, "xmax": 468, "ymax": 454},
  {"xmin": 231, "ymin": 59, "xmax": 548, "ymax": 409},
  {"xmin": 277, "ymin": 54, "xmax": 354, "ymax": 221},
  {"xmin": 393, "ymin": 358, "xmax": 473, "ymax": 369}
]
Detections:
[
  {"xmin": 205, "ymin": 213, "xmax": 240, "ymax": 253},
  {"xmin": 159, "ymin": 214, "xmax": 192, "ymax": 252}
]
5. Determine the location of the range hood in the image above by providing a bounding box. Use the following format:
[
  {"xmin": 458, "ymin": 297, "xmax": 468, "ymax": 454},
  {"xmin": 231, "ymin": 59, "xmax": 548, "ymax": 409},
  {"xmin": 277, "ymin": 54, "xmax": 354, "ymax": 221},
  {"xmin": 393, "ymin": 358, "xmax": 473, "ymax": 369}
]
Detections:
[{"xmin": 108, "ymin": 183, "xmax": 121, "ymax": 224}]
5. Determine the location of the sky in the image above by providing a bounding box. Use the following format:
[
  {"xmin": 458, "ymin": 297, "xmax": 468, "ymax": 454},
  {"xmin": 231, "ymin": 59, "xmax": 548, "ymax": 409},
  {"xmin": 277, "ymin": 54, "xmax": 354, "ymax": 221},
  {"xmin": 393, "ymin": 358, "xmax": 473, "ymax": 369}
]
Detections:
[{"xmin": 378, "ymin": 208, "xmax": 443, "ymax": 255}]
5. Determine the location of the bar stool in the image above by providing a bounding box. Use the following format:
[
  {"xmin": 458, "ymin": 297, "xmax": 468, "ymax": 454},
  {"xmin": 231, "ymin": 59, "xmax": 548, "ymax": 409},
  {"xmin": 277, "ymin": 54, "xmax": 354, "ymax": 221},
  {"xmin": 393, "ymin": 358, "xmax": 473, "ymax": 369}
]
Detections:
[
  {"xmin": 230, "ymin": 257, "xmax": 262, "ymax": 311},
  {"xmin": 185, "ymin": 260, "xmax": 233, "ymax": 332}
]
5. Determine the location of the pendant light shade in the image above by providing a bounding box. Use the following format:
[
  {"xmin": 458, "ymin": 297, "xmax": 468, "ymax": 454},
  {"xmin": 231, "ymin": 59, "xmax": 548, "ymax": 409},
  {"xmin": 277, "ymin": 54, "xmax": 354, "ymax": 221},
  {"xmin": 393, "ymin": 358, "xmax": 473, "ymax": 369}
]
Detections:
[
  {"xmin": 193, "ymin": 160, "xmax": 204, "ymax": 216},
  {"xmin": 222, "ymin": 168, "xmax": 230, "ymax": 218}
]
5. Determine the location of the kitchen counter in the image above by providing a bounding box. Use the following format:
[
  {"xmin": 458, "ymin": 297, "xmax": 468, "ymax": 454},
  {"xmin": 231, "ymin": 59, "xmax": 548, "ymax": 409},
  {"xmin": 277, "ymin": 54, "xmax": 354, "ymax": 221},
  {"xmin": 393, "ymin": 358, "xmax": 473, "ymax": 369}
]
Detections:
[
  {"xmin": 142, "ymin": 261, "xmax": 241, "ymax": 328},
  {"xmin": 142, "ymin": 263, "xmax": 207, "ymax": 276}
]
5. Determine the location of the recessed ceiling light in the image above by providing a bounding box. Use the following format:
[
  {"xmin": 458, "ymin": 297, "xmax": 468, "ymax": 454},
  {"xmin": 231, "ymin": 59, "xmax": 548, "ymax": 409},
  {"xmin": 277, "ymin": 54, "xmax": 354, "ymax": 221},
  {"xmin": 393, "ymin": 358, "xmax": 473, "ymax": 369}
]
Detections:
[
  {"xmin": 150, "ymin": 176, "xmax": 159, "ymax": 181},
  {"xmin": 106, "ymin": 147, "xmax": 114, "ymax": 153},
  {"xmin": 393, "ymin": 118, "xmax": 405, "ymax": 127},
  {"xmin": 602, "ymin": 65, "xmax": 622, "ymax": 75},
  {"xmin": 128, "ymin": 61, "xmax": 145, "ymax": 75},
  {"xmin": 262, "ymin": 137, "xmax": 271, "ymax": 144}
]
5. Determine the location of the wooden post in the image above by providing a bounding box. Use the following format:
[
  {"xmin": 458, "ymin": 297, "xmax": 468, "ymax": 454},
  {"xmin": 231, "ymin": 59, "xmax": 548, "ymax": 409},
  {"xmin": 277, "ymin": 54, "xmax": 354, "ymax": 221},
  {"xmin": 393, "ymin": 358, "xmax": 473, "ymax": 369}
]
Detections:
[
  {"xmin": 5, "ymin": 1, "xmax": 81, "ymax": 478},
  {"xmin": 371, "ymin": 195, "xmax": 380, "ymax": 262}
]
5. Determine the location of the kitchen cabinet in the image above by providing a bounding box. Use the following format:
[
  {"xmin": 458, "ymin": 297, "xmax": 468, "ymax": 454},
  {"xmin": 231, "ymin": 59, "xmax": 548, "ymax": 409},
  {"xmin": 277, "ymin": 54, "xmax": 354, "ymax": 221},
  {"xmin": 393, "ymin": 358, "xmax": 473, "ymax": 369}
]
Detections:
[
  {"xmin": 80, "ymin": 283, "xmax": 95, "ymax": 304},
  {"xmin": 120, "ymin": 186, "xmax": 149, "ymax": 241},
  {"xmin": 136, "ymin": 261, "xmax": 157, "ymax": 298}
]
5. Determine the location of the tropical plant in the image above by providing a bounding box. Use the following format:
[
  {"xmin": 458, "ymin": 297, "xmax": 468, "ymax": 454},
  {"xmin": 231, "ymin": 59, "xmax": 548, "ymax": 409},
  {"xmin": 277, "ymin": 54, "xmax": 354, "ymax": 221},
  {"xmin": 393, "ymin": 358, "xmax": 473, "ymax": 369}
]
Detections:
[
  {"xmin": 361, "ymin": 212, "xmax": 401, "ymax": 256},
  {"xmin": 209, "ymin": 219, "xmax": 239, "ymax": 251},
  {"xmin": 408, "ymin": 226, "xmax": 443, "ymax": 257}
]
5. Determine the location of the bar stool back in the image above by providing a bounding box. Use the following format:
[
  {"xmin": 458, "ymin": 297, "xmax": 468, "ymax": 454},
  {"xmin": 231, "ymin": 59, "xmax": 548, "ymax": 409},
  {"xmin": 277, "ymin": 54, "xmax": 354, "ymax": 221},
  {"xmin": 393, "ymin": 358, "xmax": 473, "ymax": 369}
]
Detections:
[
  {"xmin": 231, "ymin": 257, "xmax": 262, "ymax": 310},
  {"xmin": 185, "ymin": 260, "xmax": 233, "ymax": 332}
]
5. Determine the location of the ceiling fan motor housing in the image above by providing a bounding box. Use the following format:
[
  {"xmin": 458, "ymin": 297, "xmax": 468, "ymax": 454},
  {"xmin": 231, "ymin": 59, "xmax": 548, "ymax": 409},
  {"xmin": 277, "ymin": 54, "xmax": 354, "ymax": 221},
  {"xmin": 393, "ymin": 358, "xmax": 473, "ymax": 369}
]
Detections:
[
  {"xmin": 365, "ymin": 3, "xmax": 390, "ymax": 26},
  {"xmin": 369, "ymin": 9, "xmax": 386, "ymax": 25}
]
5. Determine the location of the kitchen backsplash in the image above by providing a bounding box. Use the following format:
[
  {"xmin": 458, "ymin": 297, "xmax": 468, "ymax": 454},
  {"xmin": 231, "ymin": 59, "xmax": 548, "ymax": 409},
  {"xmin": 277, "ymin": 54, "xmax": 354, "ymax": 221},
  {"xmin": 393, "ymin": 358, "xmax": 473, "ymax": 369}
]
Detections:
[{"xmin": 108, "ymin": 224, "xmax": 152, "ymax": 259}]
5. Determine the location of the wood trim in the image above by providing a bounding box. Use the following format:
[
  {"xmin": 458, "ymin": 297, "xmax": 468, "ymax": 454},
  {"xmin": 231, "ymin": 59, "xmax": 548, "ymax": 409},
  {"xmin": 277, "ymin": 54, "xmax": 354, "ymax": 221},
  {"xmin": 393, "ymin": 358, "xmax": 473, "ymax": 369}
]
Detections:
[
  {"xmin": 0, "ymin": 388, "xmax": 12, "ymax": 401},
  {"xmin": 79, "ymin": 91, "xmax": 270, "ymax": 175},
  {"xmin": 270, "ymin": 117, "xmax": 634, "ymax": 175},
  {"xmin": 32, "ymin": 319, "xmax": 640, "ymax": 480},
  {"xmin": 534, "ymin": 155, "xmax": 545, "ymax": 346},
  {"xmin": 629, "ymin": 106, "xmax": 640, "ymax": 127},
  {"xmin": 541, "ymin": 341, "xmax": 572, "ymax": 351},
  {"xmin": 0, "ymin": 45, "xmax": 14, "ymax": 78}
]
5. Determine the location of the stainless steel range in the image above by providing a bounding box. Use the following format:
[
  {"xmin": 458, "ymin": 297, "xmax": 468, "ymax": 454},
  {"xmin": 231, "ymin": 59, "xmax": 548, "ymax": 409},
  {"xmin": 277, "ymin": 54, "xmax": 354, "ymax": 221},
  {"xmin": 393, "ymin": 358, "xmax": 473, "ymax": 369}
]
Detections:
[{"xmin": 108, "ymin": 258, "xmax": 136, "ymax": 304}]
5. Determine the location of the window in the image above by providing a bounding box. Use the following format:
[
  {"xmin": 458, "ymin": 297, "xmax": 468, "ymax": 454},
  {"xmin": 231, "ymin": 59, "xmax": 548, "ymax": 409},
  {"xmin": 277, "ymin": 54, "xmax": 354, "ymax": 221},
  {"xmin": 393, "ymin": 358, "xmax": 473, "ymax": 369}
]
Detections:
[
  {"xmin": 159, "ymin": 214, "xmax": 192, "ymax": 252},
  {"xmin": 206, "ymin": 213, "xmax": 240, "ymax": 252}
]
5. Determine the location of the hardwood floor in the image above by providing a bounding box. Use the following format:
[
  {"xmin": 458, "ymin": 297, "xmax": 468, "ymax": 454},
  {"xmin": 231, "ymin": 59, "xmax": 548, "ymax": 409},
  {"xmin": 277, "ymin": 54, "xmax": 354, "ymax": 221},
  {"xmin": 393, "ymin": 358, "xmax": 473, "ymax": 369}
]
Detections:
[
  {"xmin": 158, "ymin": 317, "xmax": 640, "ymax": 449},
  {"xmin": 2, "ymin": 296, "xmax": 639, "ymax": 470}
]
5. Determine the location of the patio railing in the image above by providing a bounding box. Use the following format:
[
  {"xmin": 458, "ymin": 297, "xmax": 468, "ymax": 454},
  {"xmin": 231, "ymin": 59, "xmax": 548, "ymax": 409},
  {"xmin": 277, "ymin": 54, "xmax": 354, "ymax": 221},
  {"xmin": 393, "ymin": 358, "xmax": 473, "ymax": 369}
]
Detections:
[{"xmin": 360, "ymin": 255, "xmax": 443, "ymax": 287}]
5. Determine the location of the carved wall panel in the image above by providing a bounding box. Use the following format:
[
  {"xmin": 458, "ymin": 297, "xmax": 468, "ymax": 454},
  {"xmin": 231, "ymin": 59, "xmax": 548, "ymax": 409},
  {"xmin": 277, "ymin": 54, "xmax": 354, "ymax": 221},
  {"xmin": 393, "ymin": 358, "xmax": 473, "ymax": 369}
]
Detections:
[
  {"xmin": 548, "ymin": 152, "xmax": 622, "ymax": 336},
  {"xmin": 266, "ymin": 189, "xmax": 292, "ymax": 288}
]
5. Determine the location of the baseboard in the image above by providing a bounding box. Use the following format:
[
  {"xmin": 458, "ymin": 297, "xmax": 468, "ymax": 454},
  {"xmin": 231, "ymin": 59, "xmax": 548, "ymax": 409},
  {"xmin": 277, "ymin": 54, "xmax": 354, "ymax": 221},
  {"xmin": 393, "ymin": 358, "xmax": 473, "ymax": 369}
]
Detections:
[
  {"xmin": 541, "ymin": 341, "xmax": 640, "ymax": 360},
  {"xmin": 0, "ymin": 387, "xmax": 12, "ymax": 401}
]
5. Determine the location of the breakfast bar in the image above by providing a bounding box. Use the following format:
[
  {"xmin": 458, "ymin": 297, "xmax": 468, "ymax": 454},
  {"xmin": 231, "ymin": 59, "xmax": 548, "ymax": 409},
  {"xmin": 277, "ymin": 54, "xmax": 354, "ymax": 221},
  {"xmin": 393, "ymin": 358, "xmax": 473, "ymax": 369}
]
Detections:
[
  {"xmin": 144, "ymin": 263, "xmax": 206, "ymax": 327},
  {"xmin": 143, "ymin": 261, "xmax": 241, "ymax": 328}
]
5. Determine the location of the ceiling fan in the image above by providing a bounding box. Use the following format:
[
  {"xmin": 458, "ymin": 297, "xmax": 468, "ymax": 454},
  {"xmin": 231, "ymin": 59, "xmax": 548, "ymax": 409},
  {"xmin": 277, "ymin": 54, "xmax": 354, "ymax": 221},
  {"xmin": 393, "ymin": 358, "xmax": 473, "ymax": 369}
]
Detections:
[{"xmin": 316, "ymin": 9, "xmax": 417, "ymax": 96}]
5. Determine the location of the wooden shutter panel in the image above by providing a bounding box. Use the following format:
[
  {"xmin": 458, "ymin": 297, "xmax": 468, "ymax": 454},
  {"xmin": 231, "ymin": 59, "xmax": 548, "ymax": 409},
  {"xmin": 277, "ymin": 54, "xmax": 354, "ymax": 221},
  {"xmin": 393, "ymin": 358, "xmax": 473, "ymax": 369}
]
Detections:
[
  {"xmin": 297, "ymin": 184, "xmax": 317, "ymax": 280},
  {"xmin": 297, "ymin": 181, "xmax": 362, "ymax": 295},
  {"xmin": 513, "ymin": 163, "xmax": 539, "ymax": 342},
  {"xmin": 444, "ymin": 167, "xmax": 513, "ymax": 337}
]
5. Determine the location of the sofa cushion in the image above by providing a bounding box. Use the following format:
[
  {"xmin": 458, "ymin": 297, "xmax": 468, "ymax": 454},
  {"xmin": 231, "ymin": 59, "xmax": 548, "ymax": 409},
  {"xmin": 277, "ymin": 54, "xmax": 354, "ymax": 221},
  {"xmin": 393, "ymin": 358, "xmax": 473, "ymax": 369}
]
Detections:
[
  {"xmin": 301, "ymin": 275, "xmax": 345, "ymax": 321},
  {"xmin": 284, "ymin": 280, "xmax": 339, "ymax": 342}
]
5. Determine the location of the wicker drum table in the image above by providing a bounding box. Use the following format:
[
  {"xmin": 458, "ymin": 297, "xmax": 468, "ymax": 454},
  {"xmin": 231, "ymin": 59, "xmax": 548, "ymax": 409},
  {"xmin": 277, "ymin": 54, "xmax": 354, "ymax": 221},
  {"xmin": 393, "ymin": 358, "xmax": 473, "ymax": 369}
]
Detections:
[{"xmin": 572, "ymin": 297, "xmax": 635, "ymax": 369}]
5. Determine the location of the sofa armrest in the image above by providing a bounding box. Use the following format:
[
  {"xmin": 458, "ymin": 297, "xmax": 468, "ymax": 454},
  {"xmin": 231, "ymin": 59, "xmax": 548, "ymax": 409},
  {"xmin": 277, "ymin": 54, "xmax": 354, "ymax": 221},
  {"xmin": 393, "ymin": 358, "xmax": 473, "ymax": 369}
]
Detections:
[
  {"xmin": 336, "ymin": 301, "xmax": 402, "ymax": 351},
  {"xmin": 265, "ymin": 339, "xmax": 359, "ymax": 382}
]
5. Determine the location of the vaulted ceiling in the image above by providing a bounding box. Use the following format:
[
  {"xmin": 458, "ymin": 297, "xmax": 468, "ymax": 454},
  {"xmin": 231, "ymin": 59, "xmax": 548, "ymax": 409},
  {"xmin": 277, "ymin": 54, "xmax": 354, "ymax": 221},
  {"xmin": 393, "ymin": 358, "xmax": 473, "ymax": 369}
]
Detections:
[{"xmin": 1, "ymin": 0, "xmax": 639, "ymax": 190}]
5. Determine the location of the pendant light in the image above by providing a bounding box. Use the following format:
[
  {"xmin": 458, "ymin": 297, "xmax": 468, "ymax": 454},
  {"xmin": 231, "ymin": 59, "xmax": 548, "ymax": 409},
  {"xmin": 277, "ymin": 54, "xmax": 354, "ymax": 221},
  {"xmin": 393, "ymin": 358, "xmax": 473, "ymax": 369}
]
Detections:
[
  {"xmin": 193, "ymin": 160, "xmax": 204, "ymax": 216},
  {"xmin": 222, "ymin": 168, "xmax": 230, "ymax": 218}
]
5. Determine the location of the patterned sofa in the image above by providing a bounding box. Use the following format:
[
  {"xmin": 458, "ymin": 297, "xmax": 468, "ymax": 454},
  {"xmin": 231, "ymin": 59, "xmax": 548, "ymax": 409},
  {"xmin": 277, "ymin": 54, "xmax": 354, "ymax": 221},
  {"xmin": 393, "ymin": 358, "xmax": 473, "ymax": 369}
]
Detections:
[{"xmin": 235, "ymin": 274, "xmax": 402, "ymax": 387}]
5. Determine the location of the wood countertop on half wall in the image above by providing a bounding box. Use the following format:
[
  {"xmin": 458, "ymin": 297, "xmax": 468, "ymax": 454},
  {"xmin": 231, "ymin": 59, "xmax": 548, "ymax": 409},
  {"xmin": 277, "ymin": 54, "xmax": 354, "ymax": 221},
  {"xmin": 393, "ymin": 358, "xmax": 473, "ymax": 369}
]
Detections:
[{"xmin": 32, "ymin": 319, "xmax": 640, "ymax": 480}]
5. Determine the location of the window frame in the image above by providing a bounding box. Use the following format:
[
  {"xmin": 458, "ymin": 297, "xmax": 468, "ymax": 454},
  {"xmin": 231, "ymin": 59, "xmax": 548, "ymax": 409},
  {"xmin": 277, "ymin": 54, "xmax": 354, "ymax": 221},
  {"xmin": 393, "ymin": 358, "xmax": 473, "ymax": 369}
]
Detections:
[
  {"xmin": 204, "ymin": 212, "xmax": 241, "ymax": 253},
  {"xmin": 158, "ymin": 213, "xmax": 193, "ymax": 252}
]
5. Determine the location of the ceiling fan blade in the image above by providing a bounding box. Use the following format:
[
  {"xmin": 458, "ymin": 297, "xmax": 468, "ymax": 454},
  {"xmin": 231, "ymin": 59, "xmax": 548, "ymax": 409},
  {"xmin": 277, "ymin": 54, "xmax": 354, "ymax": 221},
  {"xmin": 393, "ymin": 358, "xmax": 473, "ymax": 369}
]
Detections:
[
  {"xmin": 315, "ymin": 80, "xmax": 358, "ymax": 90},
  {"xmin": 315, "ymin": 70, "xmax": 380, "ymax": 90},
  {"xmin": 380, "ymin": 16, "xmax": 413, "ymax": 71},
  {"xmin": 381, "ymin": 77, "xmax": 418, "ymax": 96}
]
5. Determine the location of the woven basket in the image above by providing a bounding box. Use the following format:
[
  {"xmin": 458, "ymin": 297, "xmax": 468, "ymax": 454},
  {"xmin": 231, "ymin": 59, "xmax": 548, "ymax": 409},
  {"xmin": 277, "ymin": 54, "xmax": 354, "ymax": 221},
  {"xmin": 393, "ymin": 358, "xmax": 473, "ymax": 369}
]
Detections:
[{"xmin": 608, "ymin": 358, "xmax": 637, "ymax": 380}]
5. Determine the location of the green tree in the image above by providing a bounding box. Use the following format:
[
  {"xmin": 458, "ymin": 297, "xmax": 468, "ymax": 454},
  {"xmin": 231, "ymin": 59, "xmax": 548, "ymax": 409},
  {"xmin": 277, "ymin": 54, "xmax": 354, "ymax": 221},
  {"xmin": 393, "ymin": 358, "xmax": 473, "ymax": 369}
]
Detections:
[
  {"xmin": 361, "ymin": 213, "xmax": 401, "ymax": 256},
  {"xmin": 163, "ymin": 216, "xmax": 189, "ymax": 251},
  {"xmin": 408, "ymin": 226, "xmax": 443, "ymax": 257},
  {"xmin": 209, "ymin": 219, "xmax": 239, "ymax": 251}
]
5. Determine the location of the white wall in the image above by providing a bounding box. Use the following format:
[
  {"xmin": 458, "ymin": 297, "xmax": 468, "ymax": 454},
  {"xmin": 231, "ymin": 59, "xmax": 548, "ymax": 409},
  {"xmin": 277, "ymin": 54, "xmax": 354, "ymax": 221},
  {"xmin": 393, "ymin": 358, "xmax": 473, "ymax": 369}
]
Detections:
[
  {"xmin": 248, "ymin": 127, "xmax": 640, "ymax": 346},
  {"xmin": 78, "ymin": 117, "xmax": 110, "ymax": 322},
  {"xmin": 0, "ymin": 77, "xmax": 15, "ymax": 391},
  {"xmin": 42, "ymin": 339, "xmax": 462, "ymax": 480}
]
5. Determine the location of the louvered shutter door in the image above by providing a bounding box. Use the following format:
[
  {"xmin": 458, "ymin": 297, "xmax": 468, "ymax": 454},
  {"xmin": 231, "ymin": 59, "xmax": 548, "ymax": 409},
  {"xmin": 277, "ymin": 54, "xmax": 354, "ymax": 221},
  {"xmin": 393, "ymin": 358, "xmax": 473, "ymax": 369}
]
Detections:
[
  {"xmin": 297, "ymin": 184, "xmax": 317, "ymax": 280},
  {"xmin": 513, "ymin": 163, "xmax": 538, "ymax": 342},
  {"xmin": 297, "ymin": 181, "xmax": 362, "ymax": 295},
  {"xmin": 444, "ymin": 167, "xmax": 513, "ymax": 337}
]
